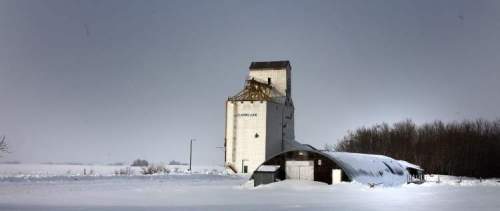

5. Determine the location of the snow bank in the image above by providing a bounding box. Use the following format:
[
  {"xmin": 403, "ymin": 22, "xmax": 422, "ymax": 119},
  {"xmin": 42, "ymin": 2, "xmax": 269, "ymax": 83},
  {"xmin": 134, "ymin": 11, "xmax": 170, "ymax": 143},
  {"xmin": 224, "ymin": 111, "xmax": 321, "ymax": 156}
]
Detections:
[
  {"xmin": 423, "ymin": 175, "xmax": 500, "ymax": 186},
  {"xmin": 0, "ymin": 166, "xmax": 499, "ymax": 211}
]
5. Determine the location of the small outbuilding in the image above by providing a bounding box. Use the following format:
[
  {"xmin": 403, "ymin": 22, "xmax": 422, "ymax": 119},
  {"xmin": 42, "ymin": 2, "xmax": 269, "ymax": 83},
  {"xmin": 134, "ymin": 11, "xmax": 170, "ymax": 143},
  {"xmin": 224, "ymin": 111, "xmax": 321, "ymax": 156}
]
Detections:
[
  {"xmin": 399, "ymin": 160, "xmax": 425, "ymax": 184},
  {"xmin": 251, "ymin": 148, "xmax": 424, "ymax": 187},
  {"xmin": 252, "ymin": 165, "xmax": 281, "ymax": 186}
]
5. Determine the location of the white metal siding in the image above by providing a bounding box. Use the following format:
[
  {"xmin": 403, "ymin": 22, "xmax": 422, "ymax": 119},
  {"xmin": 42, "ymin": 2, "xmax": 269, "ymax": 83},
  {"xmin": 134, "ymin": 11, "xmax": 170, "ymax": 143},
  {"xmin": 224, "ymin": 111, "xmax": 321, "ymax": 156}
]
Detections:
[
  {"xmin": 225, "ymin": 101, "xmax": 267, "ymax": 173},
  {"xmin": 265, "ymin": 102, "xmax": 284, "ymax": 158}
]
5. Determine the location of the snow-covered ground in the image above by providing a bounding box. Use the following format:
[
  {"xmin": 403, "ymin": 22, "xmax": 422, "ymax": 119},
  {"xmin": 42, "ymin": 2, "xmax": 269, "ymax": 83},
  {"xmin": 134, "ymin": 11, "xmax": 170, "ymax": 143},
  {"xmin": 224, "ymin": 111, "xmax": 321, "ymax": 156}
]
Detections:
[
  {"xmin": 0, "ymin": 163, "xmax": 225, "ymax": 178},
  {"xmin": 0, "ymin": 164, "xmax": 499, "ymax": 211}
]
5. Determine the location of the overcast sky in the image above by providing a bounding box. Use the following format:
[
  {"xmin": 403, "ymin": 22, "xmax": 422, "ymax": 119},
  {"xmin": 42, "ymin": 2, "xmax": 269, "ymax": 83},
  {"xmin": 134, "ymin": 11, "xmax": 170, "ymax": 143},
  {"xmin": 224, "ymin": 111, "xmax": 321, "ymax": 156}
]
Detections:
[{"xmin": 0, "ymin": 0, "xmax": 499, "ymax": 165}]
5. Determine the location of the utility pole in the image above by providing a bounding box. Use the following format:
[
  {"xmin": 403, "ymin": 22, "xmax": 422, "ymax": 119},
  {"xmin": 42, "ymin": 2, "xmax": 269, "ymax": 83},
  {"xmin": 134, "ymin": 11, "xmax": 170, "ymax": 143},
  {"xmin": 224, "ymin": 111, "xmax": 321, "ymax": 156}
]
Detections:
[{"xmin": 189, "ymin": 139, "xmax": 196, "ymax": 172}]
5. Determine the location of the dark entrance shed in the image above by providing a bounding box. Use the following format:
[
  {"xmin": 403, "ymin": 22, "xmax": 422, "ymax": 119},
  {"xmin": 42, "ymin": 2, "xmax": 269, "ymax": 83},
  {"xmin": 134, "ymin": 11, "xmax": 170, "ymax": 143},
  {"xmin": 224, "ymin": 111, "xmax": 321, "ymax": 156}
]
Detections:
[
  {"xmin": 253, "ymin": 165, "xmax": 281, "ymax": 186},
  {"xmin": 251, "ymin": 150, "xmax": 350, "ymax": 186}
]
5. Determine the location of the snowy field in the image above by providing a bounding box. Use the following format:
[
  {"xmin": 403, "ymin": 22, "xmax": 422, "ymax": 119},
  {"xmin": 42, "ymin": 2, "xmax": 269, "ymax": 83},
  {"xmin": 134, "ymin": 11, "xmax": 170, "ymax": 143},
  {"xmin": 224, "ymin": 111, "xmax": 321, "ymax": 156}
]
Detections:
[
  {"xmin": 0, "ymin": 163, "xmax": 224, "ymax": 177},
  {"xmin": 1, "ymin": 164, "xmax": 499, "ymax": 211}
]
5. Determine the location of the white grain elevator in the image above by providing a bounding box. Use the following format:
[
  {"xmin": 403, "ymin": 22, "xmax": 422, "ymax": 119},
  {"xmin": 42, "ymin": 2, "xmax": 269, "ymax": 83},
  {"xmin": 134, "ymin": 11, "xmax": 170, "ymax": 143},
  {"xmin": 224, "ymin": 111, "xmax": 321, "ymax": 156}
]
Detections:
[{"xmin": 225, "ymin": 61, "xmax": 297, "ymax": 173}]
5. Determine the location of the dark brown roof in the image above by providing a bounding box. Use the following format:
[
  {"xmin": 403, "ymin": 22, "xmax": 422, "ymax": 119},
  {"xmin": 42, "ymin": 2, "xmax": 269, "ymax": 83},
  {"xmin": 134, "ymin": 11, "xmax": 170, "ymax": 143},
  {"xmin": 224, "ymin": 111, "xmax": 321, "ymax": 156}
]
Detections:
[{"xmin": 249, "ymin": 60, "xmax": 290, "ymax": 70}]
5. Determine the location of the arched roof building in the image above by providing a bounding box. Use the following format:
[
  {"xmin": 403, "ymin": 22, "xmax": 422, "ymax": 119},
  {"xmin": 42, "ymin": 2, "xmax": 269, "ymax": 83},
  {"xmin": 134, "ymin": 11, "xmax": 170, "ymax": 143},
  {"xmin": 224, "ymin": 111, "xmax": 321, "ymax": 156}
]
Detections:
[{"xmin": 251, "ymin": 149, "xmax": 423, "ymax": 187}]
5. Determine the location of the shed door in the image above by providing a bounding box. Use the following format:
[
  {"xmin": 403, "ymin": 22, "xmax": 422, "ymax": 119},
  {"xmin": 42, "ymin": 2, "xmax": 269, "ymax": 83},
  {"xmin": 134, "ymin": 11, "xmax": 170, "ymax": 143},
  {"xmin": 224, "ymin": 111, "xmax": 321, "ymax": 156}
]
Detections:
[
  {"xmin": 286, "ymin": 161, "xmax": 314, "ymax": 181},
  {"xmin": 332, "ymin": 169, "xmax": 342, "ymax": 184}
]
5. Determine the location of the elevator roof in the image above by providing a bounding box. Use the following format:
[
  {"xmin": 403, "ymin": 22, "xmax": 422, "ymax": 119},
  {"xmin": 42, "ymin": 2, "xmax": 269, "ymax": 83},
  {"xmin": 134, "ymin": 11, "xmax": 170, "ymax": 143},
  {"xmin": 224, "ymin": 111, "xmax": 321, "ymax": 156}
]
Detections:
[{"xmin": 249, "ymin": 60, "xmax": 290, "ymax": 70}]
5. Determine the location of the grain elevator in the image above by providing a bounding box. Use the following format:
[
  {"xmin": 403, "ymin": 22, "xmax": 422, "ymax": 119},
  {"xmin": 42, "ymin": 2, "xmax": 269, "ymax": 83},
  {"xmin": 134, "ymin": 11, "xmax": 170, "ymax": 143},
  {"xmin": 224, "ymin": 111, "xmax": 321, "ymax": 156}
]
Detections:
[{"xmin": 224, "ymin": 61, "xmax": 299, "ymax": 173}]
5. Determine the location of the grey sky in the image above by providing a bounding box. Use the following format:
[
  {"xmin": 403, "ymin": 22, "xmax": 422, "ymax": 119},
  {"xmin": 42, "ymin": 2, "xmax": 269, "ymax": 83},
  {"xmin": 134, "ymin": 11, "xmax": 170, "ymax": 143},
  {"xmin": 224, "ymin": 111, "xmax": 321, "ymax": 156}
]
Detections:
[{"xmin": 0, "ymin": 0, "xmax": 499, "ymax": 165}]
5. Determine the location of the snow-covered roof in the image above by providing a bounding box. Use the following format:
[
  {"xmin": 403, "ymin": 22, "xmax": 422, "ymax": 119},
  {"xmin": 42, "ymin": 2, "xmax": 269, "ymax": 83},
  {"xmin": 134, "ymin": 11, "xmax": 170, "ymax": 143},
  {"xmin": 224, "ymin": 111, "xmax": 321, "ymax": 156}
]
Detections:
[
  {"xmin": 256, "ymin": 165, "xmax": 280, "ymax": 172},
  {"xmin": 398, "ymin": 160, "xmax": 423, "ymax": 171},
  {"xmin": 324, "ymin": 152, "xmax": 409, "ymax": 186}
]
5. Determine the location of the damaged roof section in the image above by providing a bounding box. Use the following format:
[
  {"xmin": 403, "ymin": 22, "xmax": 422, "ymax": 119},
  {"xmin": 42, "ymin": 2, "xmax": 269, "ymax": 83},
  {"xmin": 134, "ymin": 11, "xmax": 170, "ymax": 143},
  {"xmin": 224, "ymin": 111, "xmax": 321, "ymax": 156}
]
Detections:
[{"xmin": 228, "ymin": 79, "xmax": 275, "ymax": 102}]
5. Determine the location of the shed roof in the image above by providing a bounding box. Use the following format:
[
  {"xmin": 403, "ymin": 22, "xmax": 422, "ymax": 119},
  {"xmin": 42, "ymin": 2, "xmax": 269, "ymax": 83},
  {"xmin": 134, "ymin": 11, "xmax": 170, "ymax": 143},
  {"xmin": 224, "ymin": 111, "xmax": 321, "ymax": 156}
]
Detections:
[
  {"xmin": 256, "ymin": 165, "xmax": 280, "ymax": 172},
  {"xmin": 249, "ymin": 60, "xmax": 290, "ymax": 70},
  {"xmin": 398, "ymin": 160, "xmax": 423, "ymax": 171}
]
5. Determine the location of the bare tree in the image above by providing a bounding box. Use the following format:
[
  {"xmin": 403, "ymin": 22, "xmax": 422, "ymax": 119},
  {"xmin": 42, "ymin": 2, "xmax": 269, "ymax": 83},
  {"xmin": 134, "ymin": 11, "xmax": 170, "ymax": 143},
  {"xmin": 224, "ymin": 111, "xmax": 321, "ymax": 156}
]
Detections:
[
  {"xmin": 0, "ymin": 136, "xmax": 8, "ymax": 155},
  {"xmin": 322, "ymin": 143, "xmax": 335, "ymax": 152}
]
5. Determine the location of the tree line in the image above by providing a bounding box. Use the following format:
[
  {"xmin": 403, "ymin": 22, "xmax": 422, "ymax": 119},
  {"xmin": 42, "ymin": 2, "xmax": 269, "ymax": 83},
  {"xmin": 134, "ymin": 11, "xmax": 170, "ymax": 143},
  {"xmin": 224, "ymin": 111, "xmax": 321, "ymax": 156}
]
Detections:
[{"xmin": 333, "ymin": 119, "xmax": 500, "ymax": 178}]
